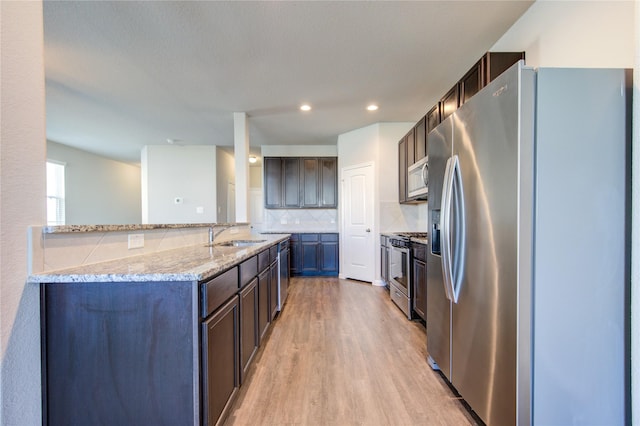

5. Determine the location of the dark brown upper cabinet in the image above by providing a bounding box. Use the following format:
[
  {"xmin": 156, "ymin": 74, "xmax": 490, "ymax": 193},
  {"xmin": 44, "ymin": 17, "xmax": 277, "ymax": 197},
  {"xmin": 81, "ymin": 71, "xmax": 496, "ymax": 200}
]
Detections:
[
  {"xmin": 406, "ymin": 127, "xmax": 415, "ymax": 167},
  {"xmin": 397, "ymin": 51, "xmax": 524, "ymax": 205},
  {"xmin": 440, "ymin": 84, "xmax": 459, "ymax": 121},
  {"xmin": 300, "ymin": 157, "xmax": 337, "ymax": 208},
  {"xmin": 484, "ymin": 52, "xmax": 526, "ymax": 85},
  {"xmin": 426, "ymin": 104, "xmax": 440, "ymax": 134},
  {"xmin": 264, "ymin": 157, "xmax": 284, "ymax": 208},
  {"xmin": 264, "ymin": 157, "xmax": 337, "ymax": 209},
  {"xmin": 398, "ymin": 138, "xmax": 407, "ymax": 204},
  {"xmin": 459, "ymin": 59, "xmax": 483, "ymax": 106},
  {"xmin": 414, "ymin": 116, "xmax": 427, "ymax": 162}
]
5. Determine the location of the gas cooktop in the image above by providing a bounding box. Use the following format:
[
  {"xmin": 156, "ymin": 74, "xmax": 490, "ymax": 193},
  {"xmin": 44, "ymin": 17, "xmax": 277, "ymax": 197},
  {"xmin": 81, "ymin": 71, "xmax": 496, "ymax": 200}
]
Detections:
[{"xmin": 395, "ymin": 232, "xmax": 428, "ymax": 239}]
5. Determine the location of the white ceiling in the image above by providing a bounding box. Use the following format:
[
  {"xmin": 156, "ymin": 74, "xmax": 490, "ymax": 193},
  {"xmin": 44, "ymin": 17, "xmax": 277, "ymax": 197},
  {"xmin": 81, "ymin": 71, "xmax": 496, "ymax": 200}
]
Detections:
[{"xmin": 44, "ymin": 1, "xmax": 533, "ymax": 163}]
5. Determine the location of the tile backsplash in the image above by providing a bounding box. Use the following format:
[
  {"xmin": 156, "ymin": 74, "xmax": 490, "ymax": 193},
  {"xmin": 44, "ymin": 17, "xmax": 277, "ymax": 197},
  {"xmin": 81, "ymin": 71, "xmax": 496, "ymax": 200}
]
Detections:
[
  {"xmin": 260, "ymin": 209, "xmax": 338, "ymax": 232},
  {"xmin": 30, "ymin": 225, "xmax": 254, "ymax": 274},
  {"xmin": 379, "ymin": 201, "xmax": 428, "ymax": 232}
]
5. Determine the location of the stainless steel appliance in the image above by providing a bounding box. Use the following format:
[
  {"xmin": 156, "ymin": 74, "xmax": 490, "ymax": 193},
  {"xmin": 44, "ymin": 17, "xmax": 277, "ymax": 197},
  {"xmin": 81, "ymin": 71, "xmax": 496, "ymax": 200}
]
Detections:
[
  {"xmin": 277, "ymin": 239, "xmax": 290, "ymax": 311},
  {"xmin": 407, "ymin": 156, "xmax": 428, "ymax": 199},
  {"xmin": 388, "ymin": 235, "xmax": 411, "ymax": 319},
  {"xmin": 388, "ymin": 232, "xmax": 428, "ymax": 319},
  {"xmin": 427, "ymin": 62, "xmax": 630, "ymax": 425}
]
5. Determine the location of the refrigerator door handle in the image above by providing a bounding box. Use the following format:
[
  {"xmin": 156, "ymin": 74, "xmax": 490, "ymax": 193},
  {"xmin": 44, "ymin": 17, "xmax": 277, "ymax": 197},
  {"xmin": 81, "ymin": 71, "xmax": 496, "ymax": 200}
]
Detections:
[
  {"xmin": 440, "ymin": 156, "xmax": 455, "ymax": 301},
  {"xmin": 450, "ymin": 156, "xmax": 466, "ymax": 304}
]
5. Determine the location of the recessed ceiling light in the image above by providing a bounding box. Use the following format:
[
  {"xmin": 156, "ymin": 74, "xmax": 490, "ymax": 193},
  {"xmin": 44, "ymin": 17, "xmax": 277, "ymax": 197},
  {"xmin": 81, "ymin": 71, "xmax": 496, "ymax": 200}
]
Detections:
[
  {"xmin": 300, "ymin": 104, "xmax": 312, "ymax": 111},
  {"xmin": 367, "ymin": 104, "xmax": 379, "ymax": 111}
]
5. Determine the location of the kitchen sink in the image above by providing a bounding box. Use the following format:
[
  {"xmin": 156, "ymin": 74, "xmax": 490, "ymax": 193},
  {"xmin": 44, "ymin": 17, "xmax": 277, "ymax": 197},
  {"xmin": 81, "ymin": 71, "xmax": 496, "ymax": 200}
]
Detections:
[{"xmin": 210, "ymin": 239, "xmax": 267, "ymax": 247}]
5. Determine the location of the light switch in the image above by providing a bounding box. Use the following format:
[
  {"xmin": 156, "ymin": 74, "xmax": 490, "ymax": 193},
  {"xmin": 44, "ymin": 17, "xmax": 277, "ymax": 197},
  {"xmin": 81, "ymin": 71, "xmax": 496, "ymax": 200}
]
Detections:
[{"xmin": 196, "ymin": 206, "xmax": 204, "ymax": 214}]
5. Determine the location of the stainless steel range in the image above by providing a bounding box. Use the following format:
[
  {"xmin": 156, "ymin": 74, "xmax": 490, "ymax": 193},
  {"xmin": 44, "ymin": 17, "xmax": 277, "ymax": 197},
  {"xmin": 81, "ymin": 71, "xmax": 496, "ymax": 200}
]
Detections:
[{"xmin": 388, "ymin": 232, "xmax": 427, "ymax": 319}]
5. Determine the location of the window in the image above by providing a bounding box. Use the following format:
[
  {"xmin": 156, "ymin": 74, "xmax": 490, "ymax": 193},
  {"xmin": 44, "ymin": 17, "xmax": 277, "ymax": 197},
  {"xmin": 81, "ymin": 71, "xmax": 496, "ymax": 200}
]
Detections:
[{"xmin": 46, "ymin": 161, "xmax": 65, "ymax": 225}]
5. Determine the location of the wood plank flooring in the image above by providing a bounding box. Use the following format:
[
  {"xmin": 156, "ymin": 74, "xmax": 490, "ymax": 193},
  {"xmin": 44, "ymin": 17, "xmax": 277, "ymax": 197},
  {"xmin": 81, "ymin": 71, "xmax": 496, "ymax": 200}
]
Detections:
[{"xmin": 224, "ymin": 277, "xmax": 477, "ymax": 426}]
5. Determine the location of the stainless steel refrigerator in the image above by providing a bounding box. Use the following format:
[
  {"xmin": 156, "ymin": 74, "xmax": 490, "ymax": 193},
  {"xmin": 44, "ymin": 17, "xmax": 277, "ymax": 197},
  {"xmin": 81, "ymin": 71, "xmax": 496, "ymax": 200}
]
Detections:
[{"xmin": 426, "ymin": 61, "xmax": 630, "ymax": 425}]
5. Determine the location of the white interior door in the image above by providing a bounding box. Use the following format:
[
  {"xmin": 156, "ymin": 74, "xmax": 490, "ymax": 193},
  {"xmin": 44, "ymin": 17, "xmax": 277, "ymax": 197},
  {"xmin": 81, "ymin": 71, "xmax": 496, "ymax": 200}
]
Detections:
[{"xmin": 341, "ymin": 163, "xmax": 374, "ymax": 282}]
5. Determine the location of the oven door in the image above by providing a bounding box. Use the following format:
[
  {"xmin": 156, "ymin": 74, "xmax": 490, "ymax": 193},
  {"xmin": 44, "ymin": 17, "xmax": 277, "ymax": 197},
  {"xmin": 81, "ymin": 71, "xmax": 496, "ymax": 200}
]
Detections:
[{"xmin": 389, "ymin": 245, "xmax": 410, "ymax": 297}]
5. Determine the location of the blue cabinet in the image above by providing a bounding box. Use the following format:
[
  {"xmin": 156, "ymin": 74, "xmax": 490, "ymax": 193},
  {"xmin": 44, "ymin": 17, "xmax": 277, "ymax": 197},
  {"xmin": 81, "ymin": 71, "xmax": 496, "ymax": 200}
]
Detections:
[{"xmin": 290, "ymin": 233, "xmax": 339, "ymax": 277}]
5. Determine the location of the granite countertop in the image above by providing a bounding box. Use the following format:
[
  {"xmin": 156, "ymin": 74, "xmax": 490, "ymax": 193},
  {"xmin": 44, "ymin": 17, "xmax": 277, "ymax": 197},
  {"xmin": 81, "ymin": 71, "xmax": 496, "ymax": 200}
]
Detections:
[
  {"xmin": 381, "ymin": 232, "xmax": 428, "ymax": 245},
  {"xmin": 41, "ymin": 222, "xmax": 249, "ymax": 234},
  {"xmin": 29, "ymin": 233, "xmax": 290, "ymax": 284},
  {"xmin": 261, "ymin": 230, "xmax": 339, "ymax": 234},
  {"xmin": 410, "ymin": 237, "xmax": 428, "ymax": 245}
]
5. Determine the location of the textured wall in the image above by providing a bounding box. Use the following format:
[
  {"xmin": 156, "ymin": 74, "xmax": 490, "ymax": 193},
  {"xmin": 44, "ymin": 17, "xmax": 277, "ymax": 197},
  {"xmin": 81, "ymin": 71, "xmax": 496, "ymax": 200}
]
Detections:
[
  {"xmin": 0, "ymin": 2, "xmax": 46, "ymax": 424},
  {"xmin": 492, "ymin": 0, "xmax": 634, "ymax": 68},
  {"xmin": 47, "ymin": 141, "xmax": 142, "ymax": 224},
  {"xmin": 141, "ymin": 145, "xmax": 217, "ymax": 224}
]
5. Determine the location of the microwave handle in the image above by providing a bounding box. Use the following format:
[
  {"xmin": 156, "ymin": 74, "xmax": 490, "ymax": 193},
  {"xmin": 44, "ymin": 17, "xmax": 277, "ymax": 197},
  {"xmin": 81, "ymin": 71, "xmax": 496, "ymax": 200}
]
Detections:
[{"xmin": 421, "ymin": 162, "xmax": 429, "ymax": 186}]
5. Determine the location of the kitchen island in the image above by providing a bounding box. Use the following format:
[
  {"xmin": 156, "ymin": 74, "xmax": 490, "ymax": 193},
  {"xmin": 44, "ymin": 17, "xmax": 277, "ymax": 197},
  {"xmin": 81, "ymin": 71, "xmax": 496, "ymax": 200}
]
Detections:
[{"xmin": 30, "ymin": 232, "xmax": 290, "ymax": 426}]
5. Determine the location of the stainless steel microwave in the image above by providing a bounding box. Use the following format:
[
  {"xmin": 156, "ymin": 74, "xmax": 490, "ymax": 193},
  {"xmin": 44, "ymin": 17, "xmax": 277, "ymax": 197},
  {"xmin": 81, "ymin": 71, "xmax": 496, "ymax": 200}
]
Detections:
[{"xmin": 407, "ymin": 156, "xmax": 428, "ymax": 199}]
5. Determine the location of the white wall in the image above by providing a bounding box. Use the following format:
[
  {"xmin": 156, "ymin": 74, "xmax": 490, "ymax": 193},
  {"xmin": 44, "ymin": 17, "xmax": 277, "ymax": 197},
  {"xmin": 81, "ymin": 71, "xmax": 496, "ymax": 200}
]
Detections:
[
  {"xmin": 47, "ymin": 141, "xmax": 141, "ymax": 224},
  {"xmin": 492, "ymin": 0, "xmax": 634, "ymax": 68},
  {"xmin": 216, "ymin": 147, "xmax": 235, "ymax": 223},
  {"xmin": 141, "ymin": 145, "xmax": 217, "ymax": 224},
  {"xmin": 249, "ymin": 165, "xmax": 262, "ymax": 188},
  {"xmin": 0, "ymin": 2, "xmax": 45, "ymax": 424}
]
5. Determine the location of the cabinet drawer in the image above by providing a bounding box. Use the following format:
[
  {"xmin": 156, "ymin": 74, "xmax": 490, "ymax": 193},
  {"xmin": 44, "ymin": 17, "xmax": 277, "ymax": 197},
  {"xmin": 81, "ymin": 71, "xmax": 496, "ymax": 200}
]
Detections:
[
  {"xmin": 412, "ymin": 243, "xmax": 427, "ymax": 262},
  {"xmin": 301, "ymin": 233, "xmax": 319, "ymax": 242},
  {"xmin": 320, "ymin": 233, "xmax": 338, "ymax": 243},
  {"xmin": 269, "ymin": 244, "xmax": 278, "ymax": 262},
  {"xmin": 239, "ymin": 256, "xmax": 258, "ymax": 288},
  {"xmin": 258, "ymin": 249, "xmax": 270, "ymax": 273},
  {"xmin": 201, "ymin": 267, "xmax": 238, "ymax": 318}
]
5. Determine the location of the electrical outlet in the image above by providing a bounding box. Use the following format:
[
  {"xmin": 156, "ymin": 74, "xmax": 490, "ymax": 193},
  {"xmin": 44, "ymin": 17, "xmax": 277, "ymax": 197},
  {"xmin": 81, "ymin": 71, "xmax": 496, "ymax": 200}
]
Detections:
[
  {"xmin": 196, "ymin": 206, "xmax": 204, "ymax": 214},
  {"xmin": 128, "ymin": 233, "xmax": 144, "ymax": 249}
]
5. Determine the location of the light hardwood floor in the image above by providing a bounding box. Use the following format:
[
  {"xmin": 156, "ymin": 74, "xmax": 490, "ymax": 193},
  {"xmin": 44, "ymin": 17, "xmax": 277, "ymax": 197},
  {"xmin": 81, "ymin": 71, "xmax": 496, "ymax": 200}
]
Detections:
[{"xmin": 224, "ymin": 277, "xmax": 478, "ymax": 426}]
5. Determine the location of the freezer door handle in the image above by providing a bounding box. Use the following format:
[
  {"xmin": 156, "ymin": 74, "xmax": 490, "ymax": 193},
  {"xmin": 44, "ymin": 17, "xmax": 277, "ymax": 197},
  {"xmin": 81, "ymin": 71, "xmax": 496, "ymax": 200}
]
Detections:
[{"xmin": 440, "ymin": 155, "xmax": 466, "ymax": 303}]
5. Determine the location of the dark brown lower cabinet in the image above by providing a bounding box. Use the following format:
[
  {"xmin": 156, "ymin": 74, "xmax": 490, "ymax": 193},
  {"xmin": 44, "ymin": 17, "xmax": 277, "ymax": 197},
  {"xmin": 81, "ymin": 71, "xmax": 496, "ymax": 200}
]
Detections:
[
  {"xmin": 202, "ymin": 295, "xmax": 240, "ymax": 426},
  {"xmin": 290, "ymin": 233, "xmax": 339, "ymax": 277},
  {"xmin": 258, "ymin": 268, "xmax": 270, "ymax": 342},
  {"xmin": 41, "ymin": 281, "xmax": 196, "ymax": 426},
  {"xmin": 239, "ymin": 277, "xmax": 259, "ymax": 384},
  {"xmin": 412, "ymin": 243, "xmax": 427, "ymax": 321},
  {"xmin": 41, "ymin": 242, "xmax": 288, "ymax": 426}
]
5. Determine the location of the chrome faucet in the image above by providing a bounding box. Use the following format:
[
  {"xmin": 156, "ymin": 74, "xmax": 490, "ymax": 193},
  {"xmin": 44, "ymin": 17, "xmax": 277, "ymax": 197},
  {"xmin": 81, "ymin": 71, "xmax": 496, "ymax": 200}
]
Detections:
[{"xmin": 208, "ymin": 224, "xmax": 236, "ymax": 245}]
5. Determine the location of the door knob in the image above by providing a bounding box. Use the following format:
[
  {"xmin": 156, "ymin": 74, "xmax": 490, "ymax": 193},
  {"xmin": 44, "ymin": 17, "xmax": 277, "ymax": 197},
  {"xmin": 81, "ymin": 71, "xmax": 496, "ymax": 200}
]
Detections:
[{"xmin": 366, "ymin": 228, "xmax": 371, "ymax": 232}]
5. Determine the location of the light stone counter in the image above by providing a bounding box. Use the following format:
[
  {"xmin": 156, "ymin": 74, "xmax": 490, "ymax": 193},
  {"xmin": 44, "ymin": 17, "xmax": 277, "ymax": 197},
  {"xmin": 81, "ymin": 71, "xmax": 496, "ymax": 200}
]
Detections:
[
  {"xmin": 42, "ymin": 222, "xmax": 248, "ymax": 234},
  {"xmin": 29, "ymin": 233, "xmax": 289, "ymax": 283}
]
